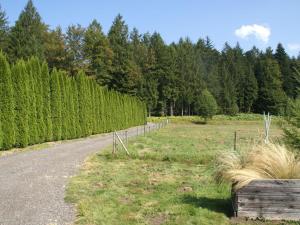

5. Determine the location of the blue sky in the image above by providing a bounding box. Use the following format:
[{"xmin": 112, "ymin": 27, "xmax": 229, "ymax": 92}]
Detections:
[{"xmin": 2, "ymin": 0, "xmax": 300, "ymax": 56}]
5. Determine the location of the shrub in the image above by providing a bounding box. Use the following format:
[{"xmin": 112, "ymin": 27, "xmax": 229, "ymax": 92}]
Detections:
[
  {"xmin": 194, "ymin": 89, "xmax": 218, "ymax": 122},
  {"xmin": 215, "ymin": 143, "xmax": 300, "ymax": 190},
  {"xmin": 282, "ymin": 98, "xmax": 300, "ymax": 149}
]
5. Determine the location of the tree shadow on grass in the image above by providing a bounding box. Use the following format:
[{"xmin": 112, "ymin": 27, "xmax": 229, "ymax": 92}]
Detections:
[
  {"xmin": 181, "ymin": 195, "xmax": 233, "ymax": 217},
  {"xmin": 191, "ymin": 120, "xmax": 207, "ymax": 125}
]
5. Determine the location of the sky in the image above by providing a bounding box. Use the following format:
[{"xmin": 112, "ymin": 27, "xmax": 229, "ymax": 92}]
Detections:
[{"xmin": 1, "ymin": 0, "xmax": 300, "ymax": 56}]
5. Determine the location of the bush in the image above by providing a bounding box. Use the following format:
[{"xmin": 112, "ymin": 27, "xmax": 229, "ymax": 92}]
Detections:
[
  {"xmin": 194, "ymin": 89, "xmax": 218, "ymax": 122},
  {"xmin": 282, "ymin": 98, "xmax": 300, "ymax": 150},
  {"xmin": 215, "ymin": 143, "xmax": 300, "ymax": 190}
]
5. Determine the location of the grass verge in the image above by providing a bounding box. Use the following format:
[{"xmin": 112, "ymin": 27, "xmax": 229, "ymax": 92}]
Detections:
[{"xmin": 66, "ymin": 118, "xmax": 296, "ymax": 225}]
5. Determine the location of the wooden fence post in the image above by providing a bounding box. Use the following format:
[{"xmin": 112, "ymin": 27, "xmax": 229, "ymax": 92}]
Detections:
[{"xmin": 234, "ymin": 131, "xmax": 237, "ymax": 151}]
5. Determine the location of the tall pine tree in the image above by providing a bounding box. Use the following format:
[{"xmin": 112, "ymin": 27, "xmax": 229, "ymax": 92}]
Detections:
[{"xmin": 8, "ymin": 0, "xmax": 47, "ymax": 62}]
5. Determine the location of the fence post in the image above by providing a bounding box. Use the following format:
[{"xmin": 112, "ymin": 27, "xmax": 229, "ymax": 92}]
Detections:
[
  {"xmin": 144, "ymin": 124, "xmax": 146, "ymax": 136},
  {"xmin": 234, "ymin": 131, "xmax": 237, "ymax": 151},
  {"xmin": 112, "ymin": 132, "xmax": 116, "ymax": 154},
  {"xmin": 125, "ymin": 130, "xmax": 128, "ymax": 145}
]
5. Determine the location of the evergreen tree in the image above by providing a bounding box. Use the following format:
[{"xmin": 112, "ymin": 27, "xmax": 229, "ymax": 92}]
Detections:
[
  {"xmin": 76, "ymin": 71, "xmax": 89, "ymax": 136},
  {"xmin": 8, "ymin": 0, "xmax": 47, "ymax": 62},
  {"xmin": 50, "ymin": 69, "xmax": 62, "ymax": 141},
  {"xmin": 83, "ymin": 20, "xmax": 113, "ymax": 86},
  {"xmin": 254, "ymin": 55, "xmax": 286, "ymax": 114},
  {"xmin": 41, "ymin": 62, "xmax": 52, "ymax": 141},
  {"xmin": 194, "ymin": 89, "xmax": 218, "ymax": 122},
  {"xmin": 274, "ymin": 43, "xmax": 293, "ymax": 98},
  {"xmin": 29, "ymin": 57, "xmax": 45, "ymax": 143},
  {"xmin": 0, "ymin": 52, "xmax": 15, "ymax": 149},
  {"xmin": 12, "ymin": 60, "xmax": 29, "ymax": 147},
  {"xmin": 59, "ymin": 71, "xmax": 68, "ymax": 140},
  {"xmin": 219, "ymin": 63, "xmax": 239, "ymax": 115},
  {"xmin": 71, "ymin": 77, "xmax": 81, "ymax": 138},
  {"xmin": 283, "ymin": 98, "xmax": 300, "ymax": 150},
  {"xmin": 0, "ymin": 5, "xmax": 8, "ymax": 51},
  {"xmin": 237, "ymin": 65, "xmax": 258, "ymax": 112},
  {"xmin": 44, "ymin": 27, "xmax": 67, "ymax": 71},
  {"xmin": 108, "ymin": 14, "xmax": 141, "ymax": 94},
  {"xmin": 65, "ymin": 24, "xmax": 86, "ymax": 76},
  {"xmin": 26, "ymin": 59, "xmax": 38, "ymax": 144}
]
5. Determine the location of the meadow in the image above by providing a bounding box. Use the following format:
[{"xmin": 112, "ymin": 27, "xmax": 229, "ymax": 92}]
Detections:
[{"xmin": 65, "ymin": 116, "xmax": 300, "ymax": 225}]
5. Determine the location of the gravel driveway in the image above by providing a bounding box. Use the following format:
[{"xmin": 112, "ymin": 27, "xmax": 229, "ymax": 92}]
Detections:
[{"xmin": 0, "ymin": 124, "xmax": 155, "ymax": 225}]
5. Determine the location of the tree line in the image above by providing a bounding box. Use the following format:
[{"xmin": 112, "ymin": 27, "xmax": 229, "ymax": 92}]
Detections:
[
  {"xmin": 1, "ymin": 1, "xmax": 299, "ymax": 116},
  {"xmin": 0, "ymin": 52, "xmax": 145, "ymax": 150}
]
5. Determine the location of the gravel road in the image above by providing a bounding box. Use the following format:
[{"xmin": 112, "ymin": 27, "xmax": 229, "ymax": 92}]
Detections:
[{"xmin": 0, "ymin": 124, "xmax": 155, "ymax": 225}]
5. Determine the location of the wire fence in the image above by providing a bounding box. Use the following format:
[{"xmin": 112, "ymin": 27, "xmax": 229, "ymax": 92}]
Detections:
[{"xmin": 112, "ymin": 119, "xmax": 170, "ymax": 155}]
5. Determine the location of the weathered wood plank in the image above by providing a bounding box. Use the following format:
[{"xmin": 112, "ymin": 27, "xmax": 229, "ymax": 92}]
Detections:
[
  {"xmin": 234, "ymin": 179, "xmax": 300, "ymax": 220},
  {"xmin": 244, "ymin": 179, "xmax": 300, "ymax": 188},
  {"xmin": 238, "ymin": 211, "xmax": 300, "ymax": 220},
  {"xmin": 237, "ymin": 195, "xmax": 300, "ymax": 203},
  {"xmin": 238, "ymin": 202, "xmax": 300, "ymax": 209}
]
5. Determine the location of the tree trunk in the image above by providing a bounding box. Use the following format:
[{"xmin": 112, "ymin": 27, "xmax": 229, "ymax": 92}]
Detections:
[{"xmin": 170, "ymin": 101, "xmax": 173, "ymax": 117}]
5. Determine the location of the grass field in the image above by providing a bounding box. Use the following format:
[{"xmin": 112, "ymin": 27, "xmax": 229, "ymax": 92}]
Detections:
[{"xmin": 65, "ymin": 116, "xmax": 299, "ymax": 225}]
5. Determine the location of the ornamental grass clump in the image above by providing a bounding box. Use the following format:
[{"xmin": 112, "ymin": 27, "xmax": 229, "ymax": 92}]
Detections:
[{"xmin": 215, "ymin": 143, "xmax": 300, "ymax": 190}]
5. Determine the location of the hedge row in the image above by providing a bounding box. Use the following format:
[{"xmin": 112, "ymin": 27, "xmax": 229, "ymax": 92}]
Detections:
[{"xmin": 0, "ymin": 53, "xmax": 146, "ymax": 149}]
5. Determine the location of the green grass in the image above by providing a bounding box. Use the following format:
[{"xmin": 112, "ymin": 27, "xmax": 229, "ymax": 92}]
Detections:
[{"xmin": 66, "ymin": 117, "xmax": 297, "ymax": 225}]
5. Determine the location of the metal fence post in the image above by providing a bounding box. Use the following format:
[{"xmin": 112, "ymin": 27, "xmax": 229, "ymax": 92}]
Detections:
[{"xmin": 125, "ymin": 130, "xmax": 128, "ymax": 145}]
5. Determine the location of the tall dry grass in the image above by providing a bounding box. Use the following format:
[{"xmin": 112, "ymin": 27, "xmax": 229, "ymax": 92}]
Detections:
[{"xmin": 215, "ymin": 143, "xmax": 300, "ymax": 190}]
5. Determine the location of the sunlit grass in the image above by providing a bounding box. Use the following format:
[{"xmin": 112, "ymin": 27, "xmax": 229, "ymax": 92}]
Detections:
[{"xmin": 66, "ymin": 117, "xmax": 292, "ymax": 225}]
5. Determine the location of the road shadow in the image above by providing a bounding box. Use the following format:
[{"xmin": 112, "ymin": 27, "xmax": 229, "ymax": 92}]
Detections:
[{"xmin": 181, "ymin": 195, "xmax": 233, "ymax": 217}]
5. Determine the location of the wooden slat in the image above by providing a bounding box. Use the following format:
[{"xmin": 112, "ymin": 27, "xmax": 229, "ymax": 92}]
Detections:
[
  {"xmin": 244, "ymin": 179, "xmax": 300, "ymax": 188},
  {"xmin": 238, "ymin": 202, "xmax": 300, "ymax": 209},
  {"xmin": 238, "ymin": 211, "xmax": 300, "ymax": 220},
  {"xmin": 234, "ymin": 179, "xmax": 300, "ymax": 220},
  {"xmin": 237, "ymin": 195, "xmax": 300, "ymax": 203}
]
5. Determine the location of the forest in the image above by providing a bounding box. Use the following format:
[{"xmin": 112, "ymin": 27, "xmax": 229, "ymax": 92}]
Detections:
[{"xmin": 1, "ymin": 0, "xmax": 300, "ymax": 117}]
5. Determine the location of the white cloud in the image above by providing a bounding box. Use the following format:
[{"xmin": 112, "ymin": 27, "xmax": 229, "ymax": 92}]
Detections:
[
  {"xmin": 288, "ymin": 43, "xmax": 300, "ymax": 52},
  {"xmin": 235, "ymin": 24, "xmax": 271, "ymax": 43}
]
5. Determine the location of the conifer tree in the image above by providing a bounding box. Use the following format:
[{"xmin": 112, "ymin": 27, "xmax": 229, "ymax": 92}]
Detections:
[
  {"xmin": 65, "ymin": 24, "xmax": 86, "ymax": 76},
  {"xmin": 30, "ymin": 57, "xmax": 45, "ymax": 143},
  {"xmin": 275, "ymin": 43, "xmax": 293, "ymax": 98},
  {"xmin": 12, "ymin": 60, "xmax": 29, "ymax": 147},
  {"xmin": 50, "ymin": 69, "xmax": 62, "ymax": 141},
  {"xmin": 44, "ymin": 27, "xmax": 68, "ymax": 71},
  {"xmin": 76, "ymin": 71, "xmax": 89, "ymax": 136},
  {"xmin": 237, "ymin": 65, "xmax": 258, "ymax": 112},
  {"xmin": 41, "ymin": 62, "xmax": 52, "ymax": 141},
  {"xmin": 83, "ymin": 20, "xmax": 113, "ymax": 86},
  {"xmin": 26, "ymin": 59, "xmax": 38, "ymax": 144},
  {"xmin": 255, "ymin": 55, "xmax": 287, "ymax": 114},
  {"xmin": 219, "ymin": 64, "xmax": 239, "ymax": 115},
  {"xmin": 0, "ymin": 52, "xmax": 15, "ymax": 149},
  {"xmin": 59, "ymin": 71, "xmax": 68, "ymax": 140},
  {"xmin": 195, "ymin": 89, "xmax": 218, "ymax": 122},
  {"xmin": 0, "ymin": 5, "xmax": 8, "ymax": 51},
  {"xmin": 71, "ymin": 78, "xmax": 81, "ymax": 138},
  {"xmin": 8, "ymin": 0, "xmax": 47, "ymax": 62},
  {"xmin": 108, "ymin": 14, "xmax": 141, "ymax": 94}
]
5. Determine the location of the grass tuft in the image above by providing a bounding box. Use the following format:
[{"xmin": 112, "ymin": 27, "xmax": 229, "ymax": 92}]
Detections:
[{"xmin": 216, "ymin": 143, "xmax": 300, "ymax": 190}]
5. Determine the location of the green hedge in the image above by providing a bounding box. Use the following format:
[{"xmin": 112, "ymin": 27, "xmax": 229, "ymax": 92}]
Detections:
[{"xmin": 0, "ymin": 52, "xmax": 146, "ymax": 150}]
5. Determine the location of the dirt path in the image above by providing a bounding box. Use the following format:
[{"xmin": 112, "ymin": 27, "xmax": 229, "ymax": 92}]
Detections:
[{"xmin": 0, "ymin": 124, "xmax": 155, "ymax": 225}]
